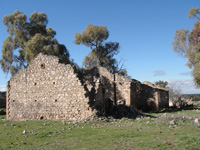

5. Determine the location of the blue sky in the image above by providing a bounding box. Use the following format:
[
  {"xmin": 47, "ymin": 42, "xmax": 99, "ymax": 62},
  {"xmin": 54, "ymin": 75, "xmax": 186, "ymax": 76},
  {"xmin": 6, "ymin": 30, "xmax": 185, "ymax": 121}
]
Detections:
[{"xmin": 0, "ymin": 0, "xmax": 200, "ymax": 94}]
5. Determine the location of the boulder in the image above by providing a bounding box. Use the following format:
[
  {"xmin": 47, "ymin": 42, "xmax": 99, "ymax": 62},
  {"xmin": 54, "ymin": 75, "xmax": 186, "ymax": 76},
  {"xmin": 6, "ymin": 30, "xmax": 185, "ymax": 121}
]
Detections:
[{"xmin": 194, "ymin": 118, "xmax": 199, "ymax": 124}]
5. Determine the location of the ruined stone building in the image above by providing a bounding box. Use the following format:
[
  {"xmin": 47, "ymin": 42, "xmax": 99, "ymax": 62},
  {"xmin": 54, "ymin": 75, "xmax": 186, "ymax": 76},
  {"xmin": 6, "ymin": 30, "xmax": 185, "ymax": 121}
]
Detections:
[{"xmin": 6, "ymin": 53, "xmax": 169, "ymax": 121}]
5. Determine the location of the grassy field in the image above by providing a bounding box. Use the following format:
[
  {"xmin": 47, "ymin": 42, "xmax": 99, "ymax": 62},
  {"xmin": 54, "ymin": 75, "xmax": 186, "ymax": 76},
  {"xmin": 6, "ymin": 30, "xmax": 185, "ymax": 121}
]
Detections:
[{"xmin": 0, "ymin": 106, "xmax": 200, "ymax": 150}]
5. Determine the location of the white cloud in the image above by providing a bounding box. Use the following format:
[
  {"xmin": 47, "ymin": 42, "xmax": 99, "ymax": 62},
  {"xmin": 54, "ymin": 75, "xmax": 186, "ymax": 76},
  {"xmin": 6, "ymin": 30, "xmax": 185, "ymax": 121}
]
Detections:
[
  {"xmin": 0, "ymin": 88, "xmax": 6, "ymax": 92},
  {"xmin": 0, "ymin": 85, "xmax": 6, "ymax": 92},
  {"xmin": 168, "ymin": 79, "xmax": 200, "ymax": 94},
  {"xmin": 154, "ymin": 70, "xmax": 166, "ymax": 76},
  {"xmin": 179, "ymin": 71, "xmax": 191, "ymax": 76}
]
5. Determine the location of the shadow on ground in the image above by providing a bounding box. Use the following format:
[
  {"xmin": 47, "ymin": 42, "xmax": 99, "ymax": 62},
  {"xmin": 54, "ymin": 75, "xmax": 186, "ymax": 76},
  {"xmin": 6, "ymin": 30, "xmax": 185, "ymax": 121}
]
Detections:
[
  {"xmin": 150, "ymin": 104, "xmax": 197, "ymax": 114},
  {"xmin": 94, "ymin": 105, "xmax": 156, "ymax": 120}
]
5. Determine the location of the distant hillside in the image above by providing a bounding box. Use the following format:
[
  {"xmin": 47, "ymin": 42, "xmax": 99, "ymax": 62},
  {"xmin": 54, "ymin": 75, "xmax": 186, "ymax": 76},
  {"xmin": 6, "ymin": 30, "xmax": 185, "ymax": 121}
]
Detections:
[
  {"xmin": 0, "ymin": 92, "xmax": 6, "ymax": 108},
  {"xmin": 181, "ymin": 94, "xmax": 200, "ymax": 101}
]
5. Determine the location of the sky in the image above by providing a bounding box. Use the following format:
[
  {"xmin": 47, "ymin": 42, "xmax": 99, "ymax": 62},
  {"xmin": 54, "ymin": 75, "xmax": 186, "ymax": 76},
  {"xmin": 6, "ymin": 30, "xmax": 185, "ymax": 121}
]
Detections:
[{"xmin": 0, "ymin": 0, "xmax": 200, "ymax": 94}]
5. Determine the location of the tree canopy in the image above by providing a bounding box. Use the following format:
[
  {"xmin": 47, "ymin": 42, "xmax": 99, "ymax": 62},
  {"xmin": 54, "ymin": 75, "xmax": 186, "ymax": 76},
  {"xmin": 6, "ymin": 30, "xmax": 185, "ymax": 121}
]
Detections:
[
  {"xmin": 74, "ymin": 24, "xmax": 124, "ymax": 74},
  {"xmin": 172, "ymin": 8, "xmax": 200, "ymax": 87},
  {"xmin": 0, "ymin": 10, "xmax": 70, "ymax": 76},
  {"xmin": 155, "ymin": 80, "xmax": 168, "ymax": 89}
]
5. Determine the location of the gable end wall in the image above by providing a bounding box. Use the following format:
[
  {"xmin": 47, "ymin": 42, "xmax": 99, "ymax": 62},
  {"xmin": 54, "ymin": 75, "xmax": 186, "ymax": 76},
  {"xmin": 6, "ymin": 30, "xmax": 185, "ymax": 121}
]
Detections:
[{"xmin": 7, "ymin": 53, "xmax": 93, "ymax": 121}]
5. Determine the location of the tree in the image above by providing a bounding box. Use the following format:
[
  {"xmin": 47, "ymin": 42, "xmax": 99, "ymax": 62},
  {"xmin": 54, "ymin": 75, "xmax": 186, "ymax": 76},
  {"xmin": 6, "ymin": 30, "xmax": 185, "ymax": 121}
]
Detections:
[
  {"xmin": 0, "ymin": 10, "xmax": 70, "ymax": 76},
  {"xmin": 74, "ymin": 24, "xmax": 122, "ymax": 73},
  {"xmin": 172, "ymin": 8, "xmax": 200, "ymax": 87},
  {"xmin": 167, "ymin": 83, "xmax": 184, "ymax": 108},
  {"xmin": 155, "ymin": 80, "xmax": 168, "ymax": 88}
]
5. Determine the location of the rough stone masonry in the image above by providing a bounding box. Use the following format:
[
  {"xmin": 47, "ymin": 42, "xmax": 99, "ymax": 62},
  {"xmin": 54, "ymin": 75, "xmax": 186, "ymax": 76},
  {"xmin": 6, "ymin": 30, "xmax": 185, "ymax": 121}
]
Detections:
[{"xmin": 6, "ymin": 53, "xmax": 169, "ymax": 121}]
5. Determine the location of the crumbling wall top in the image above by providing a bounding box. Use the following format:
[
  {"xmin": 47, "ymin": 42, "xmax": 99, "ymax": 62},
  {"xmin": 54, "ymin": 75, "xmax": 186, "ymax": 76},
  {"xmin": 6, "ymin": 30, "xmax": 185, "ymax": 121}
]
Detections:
[{"xmin": 142, "ymin": 81, "xmax": 168, "ymax": 91}]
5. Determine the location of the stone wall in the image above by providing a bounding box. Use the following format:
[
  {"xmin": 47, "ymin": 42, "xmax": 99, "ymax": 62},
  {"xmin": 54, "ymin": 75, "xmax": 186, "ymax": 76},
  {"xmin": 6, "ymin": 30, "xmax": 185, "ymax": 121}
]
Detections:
[
  {"xmin": 114, "ymin": 73, "xmax": 132, "ymax": 106},
  {"xmin": 85, "ymin": 68, "xmax": 169, "ymax": 112},
  {"xmin": 157, "ymin": 89, "xmax": 169, "ymax": 109},
  {"xmin": 7, "ymin": 53, "xmax": 169, "ymax": 121},
  {"xmin": 130, "ymin": 81, "xmax": 169, "ymax": 111},
  {"xmin": 83, "ymin": 67, "xmax": 133, "ymax": 114},
  {"xmin": 7, "ymin": 53, "xmax": 93, "ymax": 121}
]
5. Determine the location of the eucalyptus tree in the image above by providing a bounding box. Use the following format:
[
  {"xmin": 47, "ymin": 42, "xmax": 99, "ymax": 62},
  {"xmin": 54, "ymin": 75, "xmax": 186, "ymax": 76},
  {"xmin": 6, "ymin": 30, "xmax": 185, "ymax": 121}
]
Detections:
[
  {"xmin": 74, "ymin": 24, "xmax": 122, "ymax": 74},
  {"xmin": 1, "ymin": 10, "xmax": 69, "ymax": 76},
  {"xmin": 172, "ymin": 8, "xmax": 200, "ymax": 87}
]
